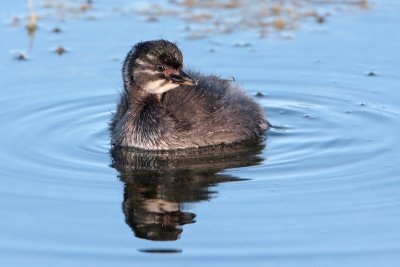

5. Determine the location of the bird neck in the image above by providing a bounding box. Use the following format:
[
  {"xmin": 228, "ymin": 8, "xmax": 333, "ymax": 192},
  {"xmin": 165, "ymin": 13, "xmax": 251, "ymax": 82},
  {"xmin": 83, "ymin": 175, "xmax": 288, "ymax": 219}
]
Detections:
[
  {"xmin": 129, "ymin": 84, "xmax": 163, "ymax": 105},
  {"xmin": 123, "ymin": 85, "xmax": 166, "ymax": 148},
  {"xmin": 128, "ymin": 85, "xmax": 165, "ymax": 127}
]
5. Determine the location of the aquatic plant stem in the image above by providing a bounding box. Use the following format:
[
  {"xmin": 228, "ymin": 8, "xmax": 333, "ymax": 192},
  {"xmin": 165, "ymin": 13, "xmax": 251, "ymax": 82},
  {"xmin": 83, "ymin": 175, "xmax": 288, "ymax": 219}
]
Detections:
[{"xmin": 27, "ymin": 0, "xmax": 37, "ymax": 34}]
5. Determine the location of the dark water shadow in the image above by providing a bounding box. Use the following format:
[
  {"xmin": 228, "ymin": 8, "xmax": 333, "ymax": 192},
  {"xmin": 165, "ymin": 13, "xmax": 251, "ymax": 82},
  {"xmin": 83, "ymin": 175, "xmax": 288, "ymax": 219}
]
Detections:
[{"xmin": 110, "ymin": 139, "xmax": 265, "ymax": 242}]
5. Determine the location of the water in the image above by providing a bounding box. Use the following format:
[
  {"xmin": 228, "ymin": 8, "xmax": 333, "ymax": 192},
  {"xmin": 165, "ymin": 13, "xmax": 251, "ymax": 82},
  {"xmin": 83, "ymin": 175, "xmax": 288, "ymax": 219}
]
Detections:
[{"xmin": 1, "ymin": 1, "xmax": 400, "ymax": 266}]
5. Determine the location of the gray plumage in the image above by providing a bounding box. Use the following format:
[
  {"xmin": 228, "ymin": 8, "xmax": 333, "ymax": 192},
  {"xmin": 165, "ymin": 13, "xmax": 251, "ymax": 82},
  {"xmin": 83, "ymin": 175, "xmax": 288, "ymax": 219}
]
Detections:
[{"xmin": 110, "ymin": 40, "xmax": 268, "ymax": 150}]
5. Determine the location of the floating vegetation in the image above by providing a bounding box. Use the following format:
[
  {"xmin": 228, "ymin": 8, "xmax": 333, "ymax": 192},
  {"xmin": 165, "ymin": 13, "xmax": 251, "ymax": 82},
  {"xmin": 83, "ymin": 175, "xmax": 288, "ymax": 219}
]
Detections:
[
  {"xmin": 9, "ymin": 0, "xmax": 370, "ymax": 60},
  {"xmin": 79, "ymin": 1, "xmax": 91, "ymax": 12},
  {"xmin": 52, "ymin": 27, "xmax": 62, "ymax": 33},
  {"xmin": 41, "ymin": 0, "xmax": 93, "ymax": 13},
  {"xmin": 15, "ymin": 52, "xmax": 28, "ymax": 61},
  {"xmin": 17, "ymin": 0, "xmax": 370, "ymax": 41},
  {"xmin": 9, "ymin": 16, "xmax": 22, "ymax": 27},
  {"xmin": 11, "ymin": 0, "xmax": 94, "ymax": 60},
  {"xmin": 54, "ymin": 46, "xmax": 67, "ymax": 55},
  {"xmin": 26, "ymin": 0, "xmax": 37, "ymax": 36},
  {"xmin": 255, "ymin": 92, "xmax": 266, "ymax": 98},
  {"xmin": 135, "ymin": 0, "xmax": 370, "ymax": 39}
]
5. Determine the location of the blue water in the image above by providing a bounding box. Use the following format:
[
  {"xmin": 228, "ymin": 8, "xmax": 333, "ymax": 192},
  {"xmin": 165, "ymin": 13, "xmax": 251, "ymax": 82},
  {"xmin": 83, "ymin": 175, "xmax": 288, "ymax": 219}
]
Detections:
[{"xmin": 1, "ymin": 1, "xmax": 400, "ymax": 266}]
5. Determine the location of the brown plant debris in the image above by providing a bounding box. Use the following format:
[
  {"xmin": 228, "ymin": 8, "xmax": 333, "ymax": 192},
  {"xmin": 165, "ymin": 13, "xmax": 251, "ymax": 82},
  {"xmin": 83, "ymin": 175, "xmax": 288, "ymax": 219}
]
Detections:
[
  {"xmin": 136, "ymin": 0, "xmax": 370, "ymax": 39},
  {"xmin": 55, "ymin": 46, "xmax": 67, "ymax": 55}
]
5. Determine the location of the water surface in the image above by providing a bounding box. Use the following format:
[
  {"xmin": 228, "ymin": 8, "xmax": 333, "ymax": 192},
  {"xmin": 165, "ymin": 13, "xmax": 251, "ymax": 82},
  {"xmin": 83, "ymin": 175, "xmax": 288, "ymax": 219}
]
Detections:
[{"xmin": 1, "ymin": 1, "xmax": 400, "ymax": 266}]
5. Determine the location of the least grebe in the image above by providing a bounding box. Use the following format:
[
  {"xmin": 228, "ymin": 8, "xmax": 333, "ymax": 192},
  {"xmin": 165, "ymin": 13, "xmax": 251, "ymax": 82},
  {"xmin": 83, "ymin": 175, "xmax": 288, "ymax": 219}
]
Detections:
[{"xmin": 110, "ymin": 40, "xmax": 268, "ymax": 150}]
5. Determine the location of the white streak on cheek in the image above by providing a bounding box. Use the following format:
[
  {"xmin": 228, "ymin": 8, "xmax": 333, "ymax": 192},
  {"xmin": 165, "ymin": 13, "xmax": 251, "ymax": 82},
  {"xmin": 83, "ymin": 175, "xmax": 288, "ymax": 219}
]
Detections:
[
  {"xmin": 134, "ymin": 69, "xmax": 158, "ymax": 75},
  {"xmin": 143, "ymin": 80, "xmax": 162, "ymax": 91},
  {"xmin": 143, "ymin": 80, "xmax": 179, "ymax": 94}
]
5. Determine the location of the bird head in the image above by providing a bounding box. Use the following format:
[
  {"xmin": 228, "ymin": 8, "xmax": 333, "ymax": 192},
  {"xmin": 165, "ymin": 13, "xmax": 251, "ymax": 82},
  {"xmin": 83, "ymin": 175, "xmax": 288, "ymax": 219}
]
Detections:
[{"xmin": 123, "ymin": 40, "xmax": 197, "ymax": 95}]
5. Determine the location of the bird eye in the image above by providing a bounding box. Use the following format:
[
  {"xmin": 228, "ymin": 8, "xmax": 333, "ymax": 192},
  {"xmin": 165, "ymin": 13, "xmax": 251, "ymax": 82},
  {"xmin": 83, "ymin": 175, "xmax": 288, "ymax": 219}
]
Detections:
[{"xmin": 156, "ymin": 65, "xmax": 165, "ymax": 71}]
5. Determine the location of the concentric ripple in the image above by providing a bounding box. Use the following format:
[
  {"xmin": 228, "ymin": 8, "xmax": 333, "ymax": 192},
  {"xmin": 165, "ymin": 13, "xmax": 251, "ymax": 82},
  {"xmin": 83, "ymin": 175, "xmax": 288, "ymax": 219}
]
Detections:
[
  {"xmin": 263, "ymin": 91, "xmax": 399, "ymax": 176},
  {"xmin": 0, "ymin": 90, "xmax": 116, "ymax": 194},
  {"xmin": 2, "ymin": 1, "xmax": 400, "ymax": 265},
  {"xmin": 1, "ymin": 77, "xmax": 399, "ymax": 201}
]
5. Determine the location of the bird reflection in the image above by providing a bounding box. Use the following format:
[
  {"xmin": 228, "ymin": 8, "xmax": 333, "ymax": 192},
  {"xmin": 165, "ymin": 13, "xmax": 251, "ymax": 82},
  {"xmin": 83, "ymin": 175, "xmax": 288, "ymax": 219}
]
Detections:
[{"xmin": 111, "ymin": 139, "xmax": 265, "ymax": 241}]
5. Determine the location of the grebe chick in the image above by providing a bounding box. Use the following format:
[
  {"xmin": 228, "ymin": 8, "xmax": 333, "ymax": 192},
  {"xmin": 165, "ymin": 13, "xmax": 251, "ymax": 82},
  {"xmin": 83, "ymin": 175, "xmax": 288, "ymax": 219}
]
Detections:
[{"xmin": 110, "ymin": 40, "xmax": 268, "ymax": 150}]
